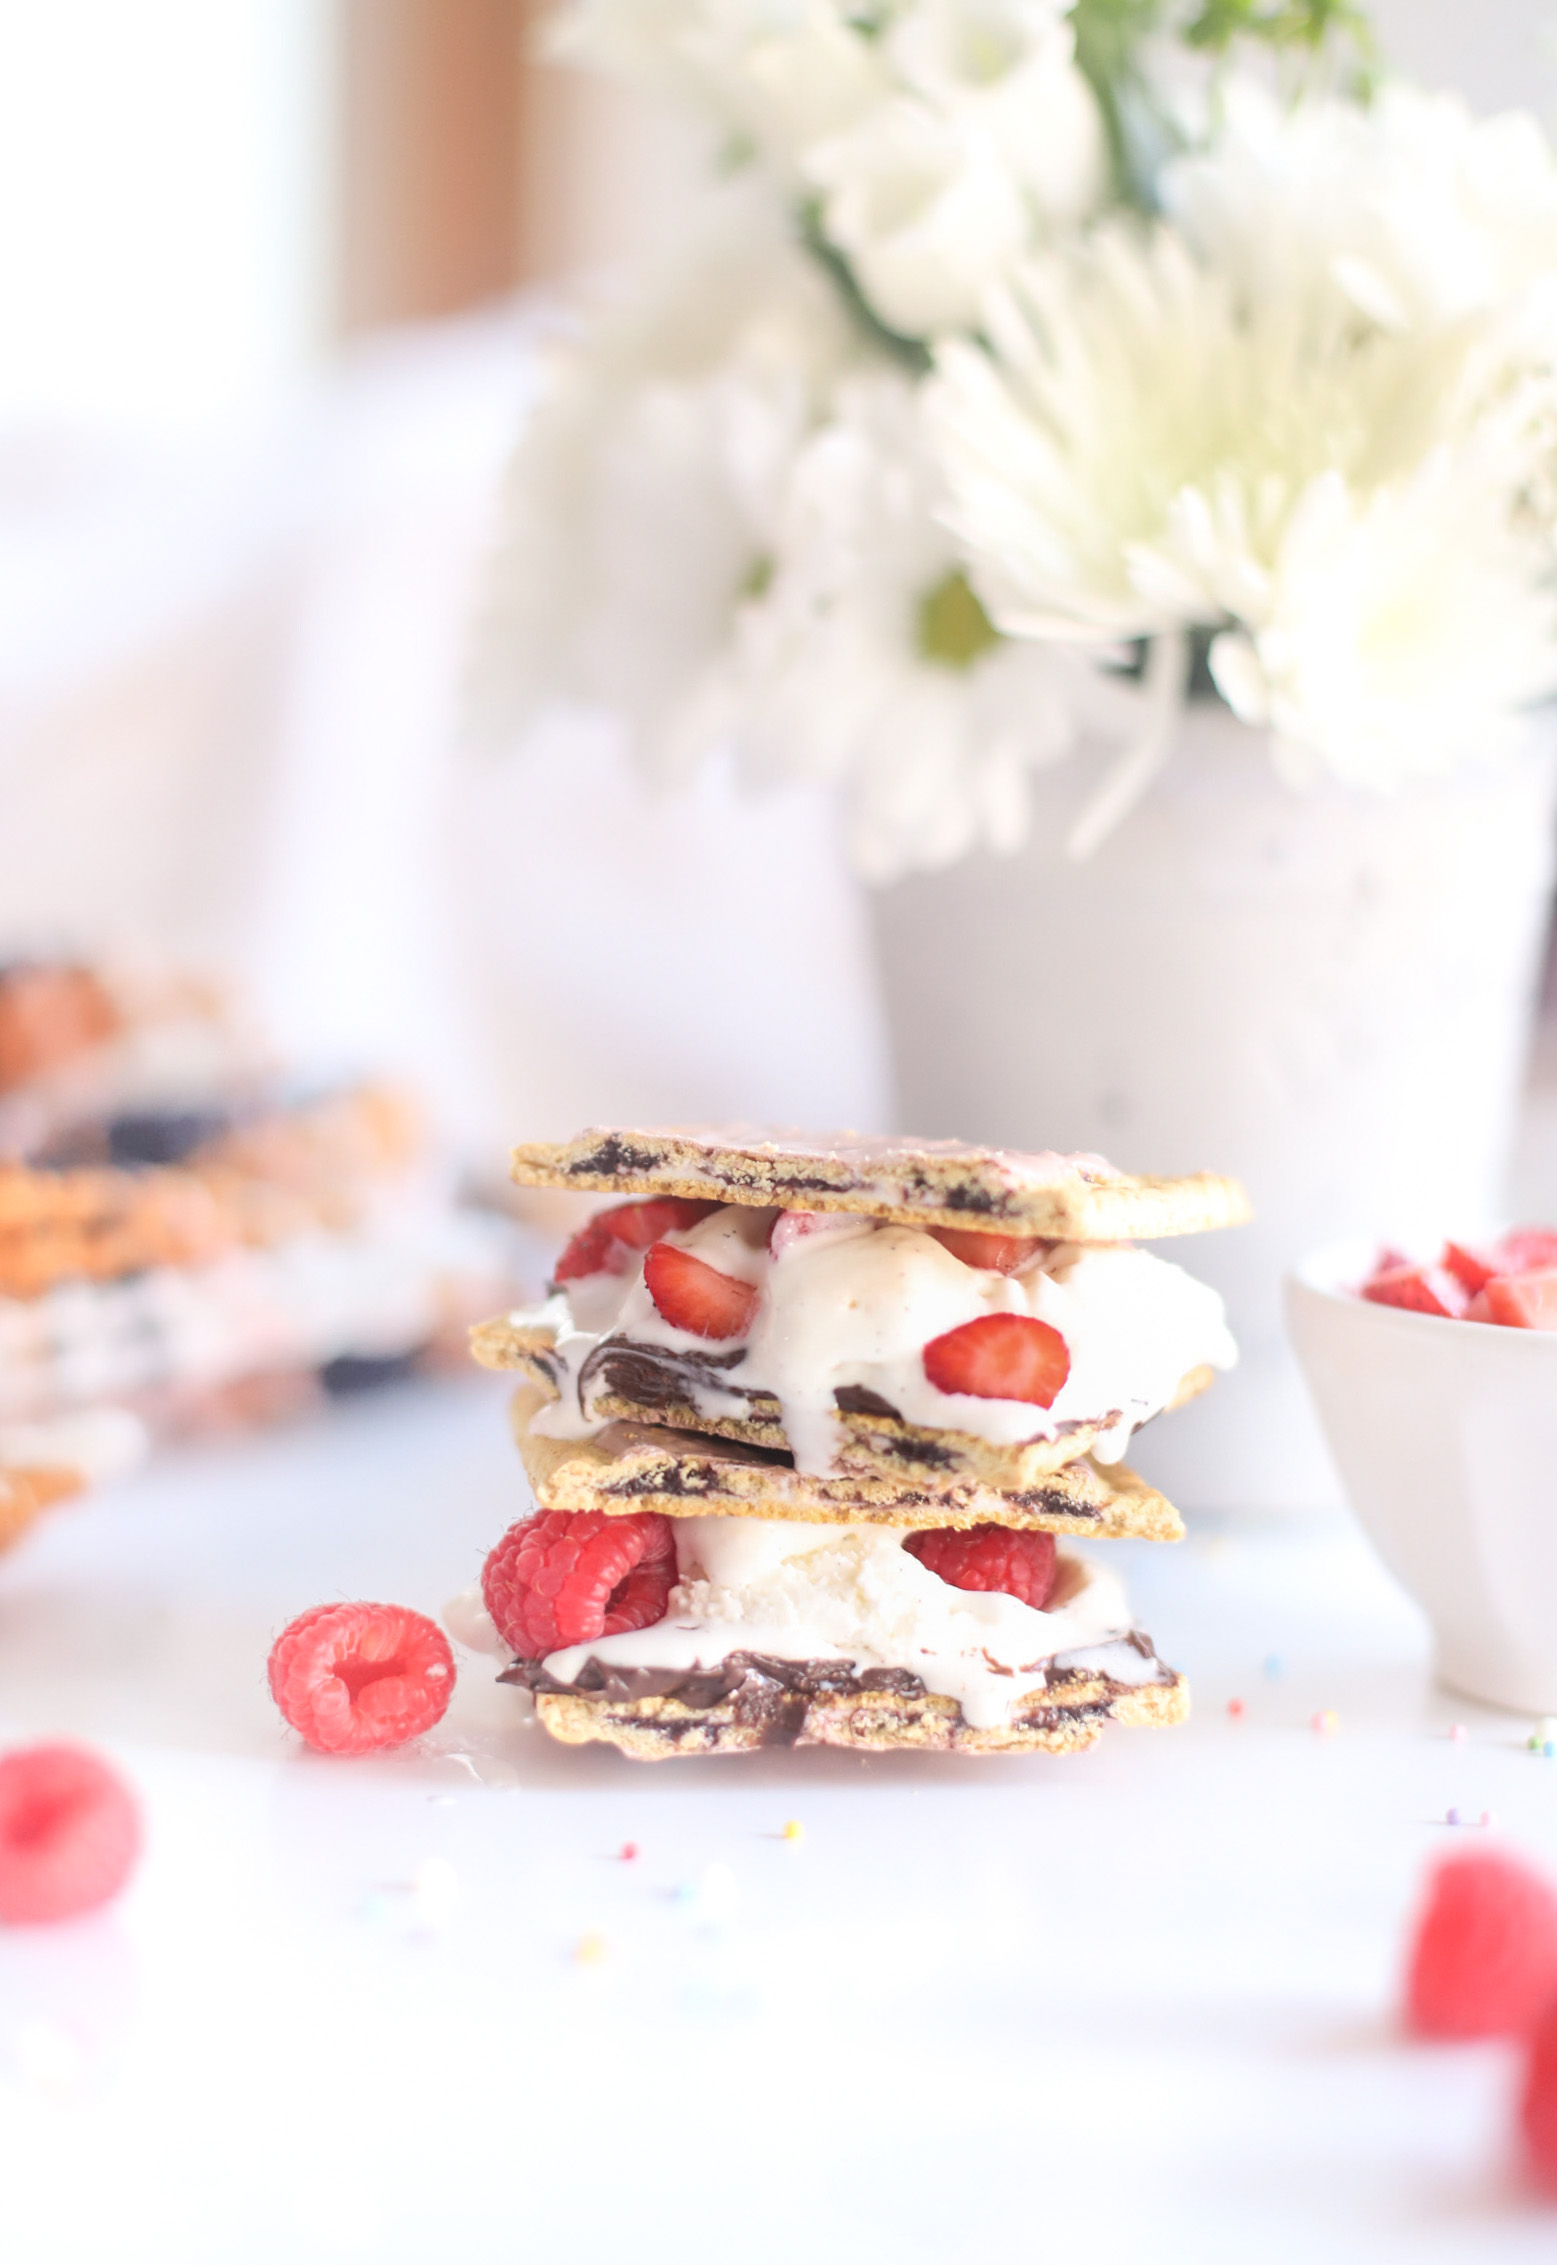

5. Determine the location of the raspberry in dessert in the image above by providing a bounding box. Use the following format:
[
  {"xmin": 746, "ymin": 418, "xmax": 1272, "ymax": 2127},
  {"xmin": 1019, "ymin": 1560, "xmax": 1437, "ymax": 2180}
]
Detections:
[{"xmin": 455, "ymin": 1123, "xmax": 1247, "ymax": 1760}]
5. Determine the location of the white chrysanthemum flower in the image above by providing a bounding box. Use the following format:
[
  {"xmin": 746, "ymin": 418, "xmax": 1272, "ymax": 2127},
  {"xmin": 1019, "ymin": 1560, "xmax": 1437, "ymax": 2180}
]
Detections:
[
  {"xmin": 551, "ymin": 0, "xmax": 890, "ymax": 173},
  {"xmin": 698, "ymin": 370, "xmax": 1136, "ymax": 876},
  {"xmin": 927, "ymin": 207, "xmax": 1557, "ymax": 790},
  {"xmin": 1164, "ymin": 79, "xmax": 1557, "ymax": 340},
  {"xmin": 466, "ymin": 182, "xmax": 857, "ymax": 759},
  {"xmin": 1204, "ymin": 453, "xmax": 1557, "ymax": 789},
  {"xmin": 551, "ymin": 0, "xmax": 1099, "ymax": 226},
  {"xmin": 887, "ymin": 0, "xmax": 1104, "ymax": 222},
  {"xmin": 928, "ymin": 223, "xmax": 1343, "ymax": 639},
  {"xmin": 804, "ymin": 99, "xmax": 1033, "ymax": 337}
]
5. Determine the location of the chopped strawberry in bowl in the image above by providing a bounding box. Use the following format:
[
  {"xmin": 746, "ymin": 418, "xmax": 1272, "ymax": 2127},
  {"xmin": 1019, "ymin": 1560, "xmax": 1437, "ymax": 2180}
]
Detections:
[
  {"xmin": 1288, "ymin": 1234, "xmax": 1557, "ymax": 1716},
  {"xmin": 1357, "ymin": 1229, "xmax": 1557, "ymax": 1331}
]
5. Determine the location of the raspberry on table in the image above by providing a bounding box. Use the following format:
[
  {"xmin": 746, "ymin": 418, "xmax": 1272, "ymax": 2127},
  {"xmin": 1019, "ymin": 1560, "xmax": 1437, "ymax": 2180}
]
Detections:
[
  {"xmin": 0, "ymin": 1743, "xmax": 141, "ymax": 1925},
  {"xmin": 904, "ymin": 1523, "xmax": 1059, "ymax": 1610},
  {"xmin": 267, "ymin": 1601, "xmax": 456, "ymax": 1755},
  {"xmin": 482, "ymin": 1509, "xmax": 676, "ymax": 1659},
  {"xmin": 1404, "ymin": 1849, "xmax": 1557, "ymax": 2039},
  {"xmin": 1520, "ymin": 1992, "xmax": 1557, "ymax": 2193}
]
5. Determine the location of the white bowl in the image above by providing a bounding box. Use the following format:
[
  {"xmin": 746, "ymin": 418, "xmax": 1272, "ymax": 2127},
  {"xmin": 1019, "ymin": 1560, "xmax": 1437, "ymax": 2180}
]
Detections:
[{"xmin": 1286, "ymin": 1241, "xmax": 1557, "ymax": 1713}]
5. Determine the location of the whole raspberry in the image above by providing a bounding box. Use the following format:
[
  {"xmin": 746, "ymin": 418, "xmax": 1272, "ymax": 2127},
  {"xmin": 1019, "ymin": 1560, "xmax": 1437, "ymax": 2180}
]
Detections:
[
  {"xmin": 268, "ymin": 1602, "xmax": 455, "ymax": 1755},
  {"xmin": 904, "ymin": 1523, "xmax": 1058, "ymax": 1609},
  {"xmin": 1404, "ymin": 1850, "xmax": 1557, "ymax": 2039},
  {"xmin": 0, "ymin": 1743, "xmax": 141, "ymax": 1924},
  {"xmin": 1520, "ymin": 1993, "xmax": 1557, "ymax": 2193},
  {"xmin": 482, "ymin": 1510, "xmax": 676, "ymax": 1659}
]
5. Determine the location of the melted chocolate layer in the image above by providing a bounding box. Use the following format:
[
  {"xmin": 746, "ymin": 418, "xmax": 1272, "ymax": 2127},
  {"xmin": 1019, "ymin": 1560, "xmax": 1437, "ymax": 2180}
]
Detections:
[
  {"xmin": 579, "ymin": 1336, "xmax": 768, "ymax": 1415},
  {"xmin": 575, "ymin": 1338, "xmax": 1101, "ymax": 1459},
  {"xmin": 502, "ymin": 1637, "xmax": 1172, "ymax": 1747}
]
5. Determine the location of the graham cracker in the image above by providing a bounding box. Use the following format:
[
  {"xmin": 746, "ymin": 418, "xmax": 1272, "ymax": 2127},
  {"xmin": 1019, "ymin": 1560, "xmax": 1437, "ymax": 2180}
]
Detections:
[
  {"xmin": 508, "ymin": 1386, "xmax": 1184, "ymax": 1540},
  {"xmin": 509, "ymin": 1123, "xmax": 1250, "ymax": 1242},
  {"xmin": 531, "ymin": 1669, "xmax": 1188, "ymax": 1760}
]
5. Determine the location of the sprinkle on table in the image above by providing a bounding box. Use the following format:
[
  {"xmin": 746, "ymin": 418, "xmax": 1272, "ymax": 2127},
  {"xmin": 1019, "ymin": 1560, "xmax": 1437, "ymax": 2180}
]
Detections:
[
  {"xmin": 782, "ymin": 1819, "xmax": 805, "ymax": 1844},
  {"xmin": 1448, "ymin": 1723, "xmax": 1468, "ymax": 1744},
  {"xmin": 620, "ymin": 1841, "xmax": 640, "ymax": 1862},
  {"xmin": 1311, "ymin": 1709, "xmax": 1339, "ymax": 1736},
  {"xmin": 1227, "ymin": 1698, "xmax": 1245, "ymax": 1721},
  {"xmin": 575, "ymin": 1931, "xmax": 608, "ymax": 1966},
  {"xmin": 1529, "ymin": 1718, "xmax": 1557, "ymax": 1757}
]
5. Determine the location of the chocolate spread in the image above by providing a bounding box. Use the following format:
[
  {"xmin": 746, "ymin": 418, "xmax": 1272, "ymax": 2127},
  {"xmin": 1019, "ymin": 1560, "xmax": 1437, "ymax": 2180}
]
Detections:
[{"xmin": 501, "ymin": 1643, "xmax": 1171, "ymax": 1746}]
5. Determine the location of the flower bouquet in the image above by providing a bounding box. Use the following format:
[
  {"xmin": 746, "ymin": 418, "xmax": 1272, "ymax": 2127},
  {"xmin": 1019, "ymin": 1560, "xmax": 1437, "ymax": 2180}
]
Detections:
[{"xmin": 473, "ymin": 1, "xmax": 1557, "ymax": 1507}]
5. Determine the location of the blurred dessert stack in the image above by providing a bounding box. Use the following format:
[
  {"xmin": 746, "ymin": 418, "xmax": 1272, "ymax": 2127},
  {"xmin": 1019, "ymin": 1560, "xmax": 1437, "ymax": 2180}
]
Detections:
[
  {"xmin": 459, "ymin": 1124, "xmax": 1249, "ymax": 1760},
  {"xmin": 0, "ymin": 957, "xmax": 519, "ymax": 1547}
]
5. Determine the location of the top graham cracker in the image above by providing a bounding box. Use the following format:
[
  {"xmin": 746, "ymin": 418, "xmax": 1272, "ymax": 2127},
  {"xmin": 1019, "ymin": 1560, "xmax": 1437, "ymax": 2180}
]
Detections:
[{"xmin": 509, "ymin": 1124, "xmax": 1251, "ymax": 1242}]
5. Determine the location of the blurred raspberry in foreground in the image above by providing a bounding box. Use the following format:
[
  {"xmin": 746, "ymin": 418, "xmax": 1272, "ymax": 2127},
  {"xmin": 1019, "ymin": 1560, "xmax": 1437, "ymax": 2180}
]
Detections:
[{"xmin": 0, "ymin": 1743, "xmax": 141, "ymax": 1925}]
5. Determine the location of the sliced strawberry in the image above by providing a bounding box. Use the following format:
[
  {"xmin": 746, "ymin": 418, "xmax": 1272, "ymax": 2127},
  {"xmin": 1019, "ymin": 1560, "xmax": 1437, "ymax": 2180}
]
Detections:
[
  {"xmin": 1442, "ymin": 1241, "xmax": 1500, "ymax": 1294},
  {"xmin": 607, "ymin": 1198, "xmax": 719, "ymax": 1252},
  {"xmin": 554, "ymin": 1197, "xmax": 718, "ymax": 1282},
  {"xmin": 1498, "ymin": 1229, "xmax": 1557, "ymax": 1274},
  {"xmin": 923, "ymin": 1312, "xmax": 1070, "ymax": 1407},
  {"xmin": 553, "ymin": 1212, "xmax": 622, "ymax": 1283},
  {"xmin": 642, "ymin": 1240, "xmax": 758, "ymax": 1339},
  {"xmin": 930, "ymin": 1226, "xmax": 1051, "ymax": 1274},
  {"xmin": 1361, "ymin": 1264, "xmax": 1468, "ymax": 1319},
  {"xmin": 1475, "ymin": 1269, "xmax": 1557, "ymax": 1331},
  {"xmin": 1445, "ymin": 1230, "xmax": 1557, "ymax": 1295}
]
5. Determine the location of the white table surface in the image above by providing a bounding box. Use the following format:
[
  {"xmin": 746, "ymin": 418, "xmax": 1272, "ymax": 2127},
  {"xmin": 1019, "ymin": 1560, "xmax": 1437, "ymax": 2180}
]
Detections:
[{"xmin": 1, "ymin": 1373, "xmax": 1555, "ymax": 2265}]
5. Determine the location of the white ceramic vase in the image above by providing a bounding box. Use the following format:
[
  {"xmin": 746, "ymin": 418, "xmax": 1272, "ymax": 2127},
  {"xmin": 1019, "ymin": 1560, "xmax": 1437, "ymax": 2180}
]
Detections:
[{"xmin": 869, "ymin": 700, "xmax": 1557, "ymax": 1514}]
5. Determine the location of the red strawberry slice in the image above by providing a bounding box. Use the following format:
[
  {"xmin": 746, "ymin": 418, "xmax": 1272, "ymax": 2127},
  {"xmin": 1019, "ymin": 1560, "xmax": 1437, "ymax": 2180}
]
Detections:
[
  {"xmin": 553, "ymin": 1212, "xmax": 621, "ymax": 1283},
  {"xmin": 923, "ymin": 1312, "xmax": 1070, "ymax": 1407},
  {"xmin": 931, "ymin": 1226, "xmax": 1051, "ymax": 1274},
  {"xmin": 1498, "ymin": 1229, "xmax": 1557, "ymax": 1274},
  {"xmin": 643, "ymin": 1240, "xmax": 758, "ymax": 1339},
  {"xmin": 554, "ymin": 1198, "xmax": 717, "ymax": 1283},
  {"xmin": 1443, "ymin": 1241, "xmax": 1500, "ymax": 1294},
  {"xmin": 1473, "ymin": 1269, "xmax": 1557, "ymax": 1331},
  {"xmin": 1361, "ymin": 1264, "xmax": 1468, "ymax": 1319},
  {"xmin": 1444, "ymin": 1230, "xmax": 1557, "ymax": 1298}
]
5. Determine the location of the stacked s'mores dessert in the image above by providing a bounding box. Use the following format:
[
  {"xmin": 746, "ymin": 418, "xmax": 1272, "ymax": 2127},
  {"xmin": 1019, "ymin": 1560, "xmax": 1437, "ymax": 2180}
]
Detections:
[{"xmin": 463, "ymin": 1125, "xmax": 1248, "ymax": 1761}]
